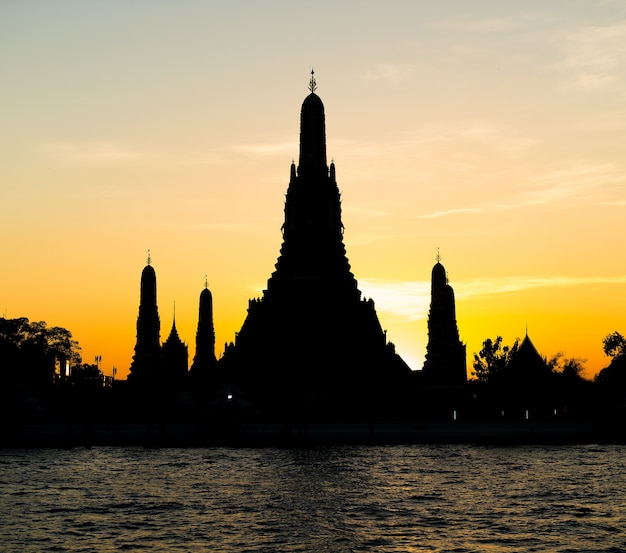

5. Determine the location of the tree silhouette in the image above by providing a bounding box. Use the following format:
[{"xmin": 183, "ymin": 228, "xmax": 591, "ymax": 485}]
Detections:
[
  {"xmin": 0, "ymin": 317, "xmax": 81, "ymax": 393},
  {"xmin": 472, "ymin": 336, "xmax": 519, "ymax": 383},
  {"xmin": 602, "ymin": 331, "xmax": 626, "ymax": 358},
  {"xmin": 595, "ymin": 331, "xmax": 626, "ymax": 390},
  {"xmin": 548, "ymin": 353, "xmax": 587, "ymax": 383}
]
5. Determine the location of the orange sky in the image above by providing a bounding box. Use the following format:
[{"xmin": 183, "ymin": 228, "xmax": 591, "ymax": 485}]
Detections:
[{"xmin": 2, "ymin": 1, "xmax": 625, "ymax": 380}]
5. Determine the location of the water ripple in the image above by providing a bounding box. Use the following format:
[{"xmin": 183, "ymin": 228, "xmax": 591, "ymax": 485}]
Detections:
[{"xmin": 1, "ymin": 445, "xmax": 626, "ymax": 552}]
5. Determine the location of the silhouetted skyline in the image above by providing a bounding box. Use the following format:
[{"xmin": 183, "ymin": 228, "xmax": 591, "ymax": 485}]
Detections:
[{"xmin": 2, "ymin": 2, "xmax": 625, "ymax": 380}]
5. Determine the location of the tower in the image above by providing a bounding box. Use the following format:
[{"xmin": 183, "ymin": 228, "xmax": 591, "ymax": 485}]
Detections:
[
  {"xmin": 422, "ymin": 256, "xmax": 467, "ymax": 386},
  {"xmin": 162, "ymin": 305, "xmax": 189, "ymax": 387},
  {"xmin": 222, "ymin": 73, "xmax": 410, "ymax": 416},
  {"xmin": 190, "ymin": 279, "xmax": 218, "ymax": 381},
  {"xmin": 128, "ymin": 253, "xmax": 163, "ymax": 388}
]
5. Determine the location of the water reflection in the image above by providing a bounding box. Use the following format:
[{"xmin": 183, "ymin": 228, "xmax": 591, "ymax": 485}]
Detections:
[{"xmin": 1, "ymin": 445, "xmax": 625, "ymax": 552}]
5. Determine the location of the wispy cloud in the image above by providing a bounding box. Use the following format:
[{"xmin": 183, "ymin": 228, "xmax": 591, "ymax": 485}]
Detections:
[
  {"xmin": 343, "ymin": 205, "xmax": 389, "ymax": 218},
  {"xmin": 44, "ymin": 142, "xmax": 145, "ymax": 163},
  {"xmin": 365, "ymin": 64, "xmax": 414, "ymax": 83},
  {"xmin": 415, "ymin": 162, "xmax": 624, "ymax": 219},
  {"xmin": 434, "ymin": 15, "xmax": 536, "ymax": 33},
  {"xmin": 517, "ymin": 163, "xmax": 624, "ymax": 204},
  {"xmin": 228, "ymin": 141, "xmax": 297, "ymax": 156},
  {"xmin": 356, "ymin": 274, "xmax": 626, "ymax": 323},
  {"xmin": 336, "ymin": 122, "xmax": 537, "ymax": 165},
  {"xmin": 44, "ymin": 139, "xmax": 298, "ymax": 167},
  {"xmin": 416, "ymin": 207, "xmax": 483, "ymax": 220},
  {"xmin": 177, "ymin": 221, "xmax": 250, "ymax": 232},
  {"xmin": 456, "ymin": 274, "xmax": 626, "ymax": 299},
  {"xmin": 358, "ymin": 278, "xmax": 431, "ymax": 322},
  {"xmin": 557, "ymin": 22, "xmax": 626, "ymax": 92},
  {"xmin": 175, "ymin": 151, "xmax": 228, "ymax": 166},
  {"xmin": 599, "ymin": 199, "xmax": 626, "ymax": 206}
]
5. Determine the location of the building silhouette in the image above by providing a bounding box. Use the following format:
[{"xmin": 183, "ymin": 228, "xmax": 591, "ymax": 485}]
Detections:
[
  {"xmin": 162, "ymin": 307, "xmax": 189, "ymax": 388},
  {"xmin": 189, "ymin": 280, "xmax": 218, "ymax": 389},
  {"xmin": 221, "ymin": 73, "xmax": 411, "ymax": 417},
  {"xmin": 127, "ymin": 254, "xmax": 163, "ymax": 389},
  {"xmin": 124, "ymin": 75, "xmax": 475, "ymax": 418},
  {"xmin": 422, "ymin": 256, "xmax": 467, "ymax": 387},
  {"xmin": 508, "ymin": 332, "xmax": 547, "ymax": 379}
]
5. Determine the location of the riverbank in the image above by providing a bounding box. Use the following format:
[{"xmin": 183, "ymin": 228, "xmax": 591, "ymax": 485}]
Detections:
[{"xmin": 3, "ymin": 417, "xmax": 621, "ymax": 447}]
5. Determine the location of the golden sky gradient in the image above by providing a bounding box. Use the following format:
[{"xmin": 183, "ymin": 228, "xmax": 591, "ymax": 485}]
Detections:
[{"xmin": 2, "ymin": 1, "xmax": 625, "ymax": 379}]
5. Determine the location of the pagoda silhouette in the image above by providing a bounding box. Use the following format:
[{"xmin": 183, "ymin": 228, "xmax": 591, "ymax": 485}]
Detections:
[
  {"xmin": 221, "ymin": 73, "xmax": 411, "ymax": 417},
  {"xmin": 422, "ymin": 255, "xmax": 467, "ymax": 387}
]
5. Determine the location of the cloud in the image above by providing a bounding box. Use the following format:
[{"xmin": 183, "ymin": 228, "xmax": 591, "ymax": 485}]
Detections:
[
  {"xmin": 599, "ymin": 199, "xmax": 626, "ymax": 206},
  {"xmin": 434, "ymin": 16, "xmax": 534, "ymax": 33},
  {"xmin": 355, "ymin": 274, "xmax": 626, "ymax": 323},
  {"xmin": 456, "ymin": 274, "xmax": 626, "ymax": 300},
  {"xmin": 416, "ymin": 207, "xmax": 483, "ymax": 220},
  {"xmin": 175, "ymin": 151, "xmax": 228, "ymax": 166},
  {"xmin": 174, "ymin": 141, "xmax": 297, "ymax": 166},
  {"xmin": 364, "ymin": 64, "xmax": 414, "ymax": 83},
  {"xmin": 44, "ymin": 138, "xmax": 299, "ymax": 167},
  {"xmin": 517, "ymin": 163, "xmax": 624, "ymax": 203},
  {"xmin": 44, "ymin": 142, "xmax": 145, "ymax": 163},
  {"xmin": 343, "ymin": 205, "xmax": 389, "ymax": 218},
  {"xmin": 557, "ymin": 22, "xmax": 626, "ymax": 92},
  {"xmin": 358, "ymin": 279, "xmax": 431, "ymax": 322},
  {"xmin": 228, "ymin": 141, "xmax": 297, "ymax": 156},
  {"xmin": 415, "ymin": 162, "xmax": 624, "ymax": 219},
  {"xmin": 336, "ymin": 122, "xmax": 537, "ymax": 166}
]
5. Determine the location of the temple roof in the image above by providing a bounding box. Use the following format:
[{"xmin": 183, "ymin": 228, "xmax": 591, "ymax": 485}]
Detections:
[
  {"xmin": 517, "ymin": 333, "xmax": 543, "ymax": 362},
  {"xmin": 164, "ymin": 319, "xmax": 184, "ymax": 346}
]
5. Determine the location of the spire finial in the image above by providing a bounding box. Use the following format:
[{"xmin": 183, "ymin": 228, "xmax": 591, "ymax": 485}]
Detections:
[
  {"xmin": 308, "ymin": 69, "xmax": 317, "ymax": 93},
  {"xmin": 204, "ymin": 274, "xmax": 208, "ymax": 289},
  {"xmin": 147, "ymin": 249, "xmax": 152, "ymax": 265},
  {"xmin": 436, "ymin": 247, "xmax": 441, "ymax": 263}
]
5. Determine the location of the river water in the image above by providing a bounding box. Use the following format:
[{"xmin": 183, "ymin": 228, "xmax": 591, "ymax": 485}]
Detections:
[{"xmin": 1, "ymin": 444, "xmax": 625, "ymax": 552}]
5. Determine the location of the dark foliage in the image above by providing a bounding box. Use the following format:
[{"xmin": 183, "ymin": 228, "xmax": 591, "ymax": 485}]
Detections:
[
  {"xmin": 0, "ymin": 317, "xmax": 81, "ymax": 393},
  {"xmin": 595, "ymin": 331, "xmax": 626, "ymax": 392},
  {"xmin": 472, "ymin": 336, "xmax": 519, "ymax": 383}
]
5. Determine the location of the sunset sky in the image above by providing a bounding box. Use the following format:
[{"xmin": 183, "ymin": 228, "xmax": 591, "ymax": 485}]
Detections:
[{"xmin": 2, "ymin": 1, "xmax": 625, "ymax": 380}]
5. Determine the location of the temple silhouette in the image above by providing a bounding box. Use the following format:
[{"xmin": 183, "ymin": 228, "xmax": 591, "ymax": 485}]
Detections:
[
  {"xmin": 3, "ymin": 75, "xmax": 614, "ymax": 446},
  {"xmin": 127, "ymin": 255, "xmax": 163, "ymax": 390},
  {"xmin": 220, "ymin": 73, "xmax": 412, "ymax": 417},
  {"xmin": 421, "ymin": 255, "xmax": 467, "ymax": 387},
  {"xmin": 127, "ymin": 73, "xmax": 467, "ymax": 418}
]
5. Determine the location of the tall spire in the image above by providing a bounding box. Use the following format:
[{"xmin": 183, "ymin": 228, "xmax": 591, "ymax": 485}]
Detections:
[
  {"xmin": 128, "ymin": 257, "xmax": 162, "ymax": 387},
  {"xmin": 269, "ymin": 73, "xmax": 353, "ymax": 296},
  {"xmin": 423, "ymin": 259, "xmax": 466, "ymax": 386},
  {"xmin": 191, "ymin": 278, "xmax": 217, "ymax": 376},
  {"xmin": 222, "ymin": 75, "xmax": 411, "ymax": 418}
]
